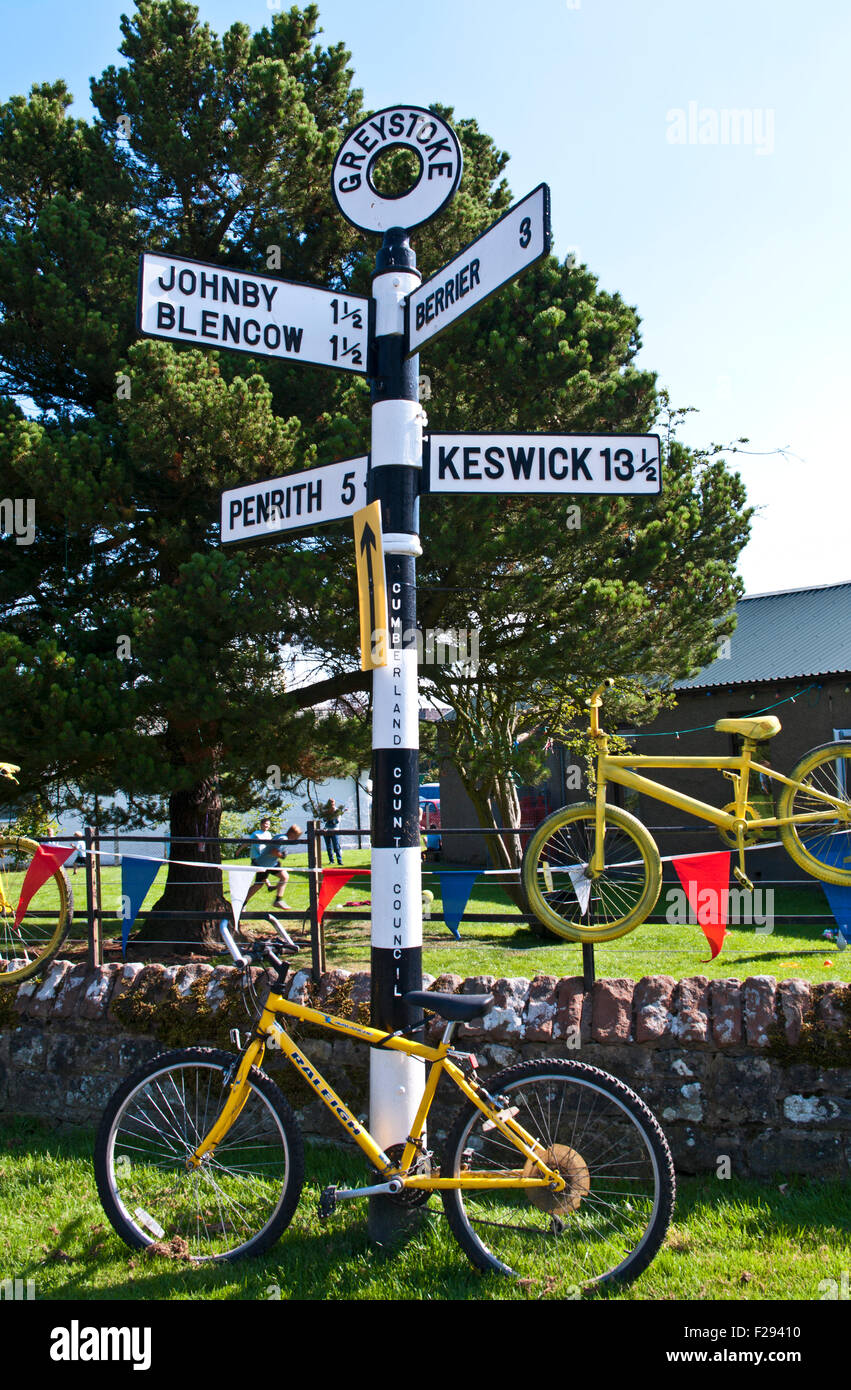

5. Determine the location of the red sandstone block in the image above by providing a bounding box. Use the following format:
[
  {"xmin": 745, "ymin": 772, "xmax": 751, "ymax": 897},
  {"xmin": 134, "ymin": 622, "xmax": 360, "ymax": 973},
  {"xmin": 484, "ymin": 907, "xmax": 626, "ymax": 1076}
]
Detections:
[
  {"xmin": 634, "ymin": 975, "xmax": 676, "ymax": 1043},
  {"xmin": 524, "ymin": 974, "xmax": 559, "ymax": 1042},
  {"xmin": 28, "ymin": 961, "xmax": 74, "ymax": 1020},
  {"xmin": 459, "ymin": 976, "xmax": 497, "ymax": 1038},
  {"xmin": 107, "ymin": 962, "xmax": 144, "ymax": 1013},
  {"xmin": 349, "ymin": 972, "xmax": 372, "ymax": 1010},
  {"xmin": 554, "ymin": 977, "xmax": 589, "ymax": 1042},
  {"xmin": 670, "ymin": 976, "xmax": 710, "ymax": 1044},
  {"xmin": 742, "ymin": 976, "xmax": 777, "ymax": 1047},
  {"xmin": 815, "ymin": 982, "xmax": 847, "ymax": 1030},
  {"xmin": 480, "ymin": 978, "xmax": 529, "ymax": 1041},
  {"xmin": 78, "ymin": 964, "xmax": 122, "ymax": 1020},
  {"xmin": 591, "ymin": 978, "xmax": 634, "ymax": 1043},
  {"xmin": 778, "ymin": 979, "xmax": 811, "ymax": 1046},
  {"xmin": 317, "ymin": 969, "xmax": 353, "ymax": 1008},
  {"xmin": 51, "ymin": 963, "xmax": 89, "ymax": 1020},
  {"xmin": 709, "ymin": 978, "xmax": 742, "ymax": 1047}
]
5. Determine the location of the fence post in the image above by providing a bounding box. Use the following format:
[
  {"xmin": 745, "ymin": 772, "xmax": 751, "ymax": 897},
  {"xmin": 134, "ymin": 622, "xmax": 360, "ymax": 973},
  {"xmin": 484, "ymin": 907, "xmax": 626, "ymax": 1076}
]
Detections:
[
  {"xmin": 306, "ymin": 819, "xmax": 325, "ymax": 983},
  {"xmin": 84, "ymin": 825, "xmax": 102, "ymax": 970}
]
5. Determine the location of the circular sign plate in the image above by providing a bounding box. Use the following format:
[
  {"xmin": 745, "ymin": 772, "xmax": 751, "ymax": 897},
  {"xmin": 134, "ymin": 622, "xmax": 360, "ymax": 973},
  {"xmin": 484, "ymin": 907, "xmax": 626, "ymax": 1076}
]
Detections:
[{"xmin": 332, "ymin": 105, "xmax": 463, "ymax": 235}]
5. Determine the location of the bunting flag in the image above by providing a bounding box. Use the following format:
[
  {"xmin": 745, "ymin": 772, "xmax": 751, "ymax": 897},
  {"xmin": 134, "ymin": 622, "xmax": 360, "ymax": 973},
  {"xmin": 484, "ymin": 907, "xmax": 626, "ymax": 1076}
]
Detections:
[
  {"xmin": 436, "ymin": 870, "xmax": 481, "ymax": 940},
  {"xmin": 672, "ymin": 850, "xmax": 731, "ymax": 960},
  {"xmin": 821, "ymin": 881, "xmax": 851, "ymax": 944},
  {"xmin": 567, "ymin": 865, "xmax": 592, "ymax": 915},
  {"xmin": 14, "ymin": 844, "xmax": 78, "ymax": 929},
  {"xmin": 227, "ymin": 867, "xmax": 257, "ymax": 933},
  {"xmin": 120, "ymin": 855, "xmax": 164, "ymax": 953},
  {"xmin": 317, "ymin": 867, "xmax": 370, "ymax": 924}
]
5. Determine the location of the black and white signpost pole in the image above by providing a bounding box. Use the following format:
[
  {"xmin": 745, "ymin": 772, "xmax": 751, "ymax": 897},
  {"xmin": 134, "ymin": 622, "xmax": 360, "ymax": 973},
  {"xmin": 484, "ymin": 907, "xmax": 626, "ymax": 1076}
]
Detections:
[
  {"xmin": 366, "ymin": 231, "xmax": 424, "ymax": 1238},
  {"xmin": 332, "ymin": 107, "xmax": 463, "ymax": 1239}
]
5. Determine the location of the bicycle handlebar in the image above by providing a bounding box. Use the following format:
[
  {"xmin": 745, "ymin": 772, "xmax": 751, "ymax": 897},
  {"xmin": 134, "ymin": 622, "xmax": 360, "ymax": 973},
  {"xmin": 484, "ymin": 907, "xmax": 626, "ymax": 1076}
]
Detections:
[{"xmin": 587, "ymin": 678, "xmax": 614, "ymax": 735}]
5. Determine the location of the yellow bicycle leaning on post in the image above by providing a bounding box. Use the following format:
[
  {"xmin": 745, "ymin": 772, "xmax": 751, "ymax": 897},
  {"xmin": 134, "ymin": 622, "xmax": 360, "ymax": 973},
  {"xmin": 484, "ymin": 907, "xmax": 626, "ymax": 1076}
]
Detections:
[
  {"xmin": 94, "ymin": 920, "xmax": 675, "ymax": 1292},
  {"xmin": 522, "ymin": 678, "xmax": 851, "ymax": 943}
]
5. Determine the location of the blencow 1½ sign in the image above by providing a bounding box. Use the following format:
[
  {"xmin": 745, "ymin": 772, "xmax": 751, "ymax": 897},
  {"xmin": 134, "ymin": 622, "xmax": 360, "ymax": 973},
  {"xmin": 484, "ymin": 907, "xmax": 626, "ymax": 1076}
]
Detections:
[
  {"xmin": 425, "ymin": 433, "xmax": 662, "ymax": 494},
  {"xmin": 138, "ymin": 252, "xmax": 369, "ymax": 372}
]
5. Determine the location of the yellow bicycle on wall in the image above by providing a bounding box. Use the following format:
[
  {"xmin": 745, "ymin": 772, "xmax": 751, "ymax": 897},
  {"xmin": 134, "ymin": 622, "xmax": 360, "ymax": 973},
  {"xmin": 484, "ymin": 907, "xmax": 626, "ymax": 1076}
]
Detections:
[
  {"xmin": 0, "ymin": 763, "xmax": 75, "ymax": 985},
  {"xmin": 522, "ymin": 680, "xmax": 851, "ymax": 943}
]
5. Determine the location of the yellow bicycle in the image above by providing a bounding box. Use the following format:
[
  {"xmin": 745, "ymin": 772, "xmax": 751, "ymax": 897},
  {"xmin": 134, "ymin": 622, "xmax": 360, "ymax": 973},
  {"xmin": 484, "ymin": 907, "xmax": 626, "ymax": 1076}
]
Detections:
[
  {"xmin": 0, "ymin": 765, "xmax": 75, "ymax": 984},
  {"xmin": 94, "ymin": 921, "xmax": 675, "ymax": 1291},
  {"xmin": 522, "ymin": 679, "xmax": 851, "ymax": 942}
]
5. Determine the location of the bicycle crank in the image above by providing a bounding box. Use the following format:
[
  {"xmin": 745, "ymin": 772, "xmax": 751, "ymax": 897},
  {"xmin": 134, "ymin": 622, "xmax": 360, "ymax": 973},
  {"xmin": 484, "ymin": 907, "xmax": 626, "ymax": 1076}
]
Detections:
[
  {"xmin": 385, "ymin": 1143, "xmax": 433, "ymax": 1208},
  {"xmin": 522, "ymin": 1143, "xmax": 590, "ymax": 1214}
]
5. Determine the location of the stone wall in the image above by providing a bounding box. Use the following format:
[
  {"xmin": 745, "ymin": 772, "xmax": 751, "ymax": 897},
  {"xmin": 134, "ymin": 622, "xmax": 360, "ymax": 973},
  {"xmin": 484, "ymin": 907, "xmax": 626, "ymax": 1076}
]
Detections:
[{"xmin": 1, "ymin": 960, "xmax": 849, "ymax": 1177}]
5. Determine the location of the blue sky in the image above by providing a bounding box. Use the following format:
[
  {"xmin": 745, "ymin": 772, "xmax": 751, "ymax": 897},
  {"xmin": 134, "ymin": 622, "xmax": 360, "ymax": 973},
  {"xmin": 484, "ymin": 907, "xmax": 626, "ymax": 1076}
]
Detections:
[{"xmin": 3, "ymin": 0, "xmax": 849, "ymax": 595}]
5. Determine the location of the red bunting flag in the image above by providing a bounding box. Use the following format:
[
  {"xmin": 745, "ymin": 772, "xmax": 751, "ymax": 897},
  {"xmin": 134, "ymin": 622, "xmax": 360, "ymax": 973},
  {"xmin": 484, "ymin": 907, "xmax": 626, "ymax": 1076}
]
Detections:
[
  {"xmin": 15, "ymin": 844, "xmax": 78, "ymax": 929},
  {"xmin": 317, "ymin": 867, "xmax": 370, "ymax": 924},
  {"xmin": 671, "ymin": 851, "xmax": 731, "ymax": 960}
]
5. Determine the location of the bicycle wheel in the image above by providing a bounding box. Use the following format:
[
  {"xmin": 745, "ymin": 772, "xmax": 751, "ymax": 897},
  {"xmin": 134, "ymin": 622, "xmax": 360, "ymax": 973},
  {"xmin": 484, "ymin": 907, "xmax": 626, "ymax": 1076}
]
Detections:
[
  {"xmin": 779, "ymin": 742, "xmax": 851, "ymax": 884},
  {"xmin": 0, "ymin": 837, "xmax": 73, "ymax": 986},
  {"xmin": 521, "ymin": 803, "xmax": 661, "ymax": 942},
  {"xmin": 442, "ymin": 1059, "xmax": 675, "ymax": 1293},
  {"xmin": 94, "ymin": 1047, "xmax": 304, "ymax": 1261}
]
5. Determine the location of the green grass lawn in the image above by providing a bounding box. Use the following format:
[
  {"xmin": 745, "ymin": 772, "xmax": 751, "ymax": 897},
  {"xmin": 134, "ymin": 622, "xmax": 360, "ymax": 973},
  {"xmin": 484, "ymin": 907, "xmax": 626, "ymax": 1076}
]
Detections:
[
  {"xmin": 1, "ymin": 1117, "xmax": 848, "ymax": 1302},
  {"xmin": 5, "ymin": 844, "xmax": 849, "ymax": 984}
]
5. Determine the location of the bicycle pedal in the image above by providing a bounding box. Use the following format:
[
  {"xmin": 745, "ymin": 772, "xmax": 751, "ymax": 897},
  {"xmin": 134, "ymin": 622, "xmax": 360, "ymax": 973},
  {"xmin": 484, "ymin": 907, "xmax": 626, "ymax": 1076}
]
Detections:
[
  {"xmin": 733, "ymin": 867, "xmax": 754, "ymax": 892},
  {"xmin": 318, "ymin": 1186, "xmax": 338, "ymax": 1220}
]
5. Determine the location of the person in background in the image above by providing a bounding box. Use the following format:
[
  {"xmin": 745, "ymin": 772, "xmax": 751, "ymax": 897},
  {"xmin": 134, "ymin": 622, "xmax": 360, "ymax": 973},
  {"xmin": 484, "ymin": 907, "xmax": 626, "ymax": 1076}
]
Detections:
[
  {"xmin": 321, "ymin": 798, "xmax": 344, "ymax": 866},
  {"xmin": 240, "ymin": 817, "xmax": 279, "ymax": 912}
]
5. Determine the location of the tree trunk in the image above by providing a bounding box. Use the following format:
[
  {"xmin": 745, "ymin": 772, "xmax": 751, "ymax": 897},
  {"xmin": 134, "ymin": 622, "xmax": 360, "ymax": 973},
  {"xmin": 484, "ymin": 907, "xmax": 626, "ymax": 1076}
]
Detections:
[
  {"xmin": 463, "ymin": 778, "xmax": 527, "ymax": 913},
  {"xmin": 135, "ymin": 772, "xmax": 229, "ymax": 953}
]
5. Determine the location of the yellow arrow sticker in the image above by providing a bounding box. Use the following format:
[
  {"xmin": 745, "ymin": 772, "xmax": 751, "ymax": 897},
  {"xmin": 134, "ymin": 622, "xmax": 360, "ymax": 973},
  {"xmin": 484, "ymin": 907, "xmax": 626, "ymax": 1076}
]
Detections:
[{"xmin": 354, "ymin": 502, "xmax": 388, "ymax": 670}]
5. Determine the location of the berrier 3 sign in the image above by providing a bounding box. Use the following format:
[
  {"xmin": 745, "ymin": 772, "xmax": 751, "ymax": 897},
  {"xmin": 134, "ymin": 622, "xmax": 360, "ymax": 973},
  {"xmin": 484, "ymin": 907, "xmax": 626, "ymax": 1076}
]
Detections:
[
  {"xmin": 425, "ymin": 433, "xmax": 662, "ymax": 494},
  {"xmin": 138, "ymin": 253, "xmax": 369, "ymax": 373},
  {"xmin": 220, "ymin": 456, "xmax": 368, "ymax": 543},
  {"xmin": 406, "ymin": 184, "xmax": 551, "ymax": 355}
]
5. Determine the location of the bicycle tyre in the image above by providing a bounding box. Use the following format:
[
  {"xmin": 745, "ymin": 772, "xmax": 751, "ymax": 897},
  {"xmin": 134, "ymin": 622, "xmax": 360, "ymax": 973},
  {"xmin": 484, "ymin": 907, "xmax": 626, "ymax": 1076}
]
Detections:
[
  {"xmin": 521, "ymin": 803, "xmax": 661, "ymax": 942},
  {"xmin": 0, "ymin": 836, "xmax": 73, "ymax": 986},
  {"xmin": 778, "ymin": 742, "xmax": 851, "ymax": 884},
  {"xmin": 441, "ymin": 1059, "xmax": 675, "ymax": 1293},
  {"xmin": 94, "ymin": 1047, "xmax": 304, "ymax": 1261}
]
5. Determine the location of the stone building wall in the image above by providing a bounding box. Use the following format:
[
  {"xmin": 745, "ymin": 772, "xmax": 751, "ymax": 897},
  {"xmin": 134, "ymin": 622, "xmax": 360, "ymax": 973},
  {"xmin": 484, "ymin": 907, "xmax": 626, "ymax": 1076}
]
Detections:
[{"xmin": 1, "ymin": 960, "xmax": 849, "ymax": 1178}]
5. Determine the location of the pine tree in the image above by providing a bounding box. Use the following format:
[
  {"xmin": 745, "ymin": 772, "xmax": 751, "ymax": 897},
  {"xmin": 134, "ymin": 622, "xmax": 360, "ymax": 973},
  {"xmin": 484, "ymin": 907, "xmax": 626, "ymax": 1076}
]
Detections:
[{"xmin": 0, "ymin": 1, "xmax": 751, "ymax": 944}]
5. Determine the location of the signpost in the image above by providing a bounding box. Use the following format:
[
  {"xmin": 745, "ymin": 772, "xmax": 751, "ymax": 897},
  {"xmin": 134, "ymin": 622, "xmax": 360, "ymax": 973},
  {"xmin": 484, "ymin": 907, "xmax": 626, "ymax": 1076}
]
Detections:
[
  {"xmin": 353, "ymin": 502, "xmax": 389, "ymax": 671},
  {"xmin": 406, "ymin": 183, "xmax": 551, "ymax": 354},
  {"xmin": 425, "ymin": 432, "xmax": 662, "ymax": 495},
  {"xmin": 220, "ymin": 456, "xmax": 368, "ymax": 544},
  {"xmin": 140, "ymin": 100, "xmax": 665, "ymax": 1249},
  {"xmin": 139, "ymin": 251, "xmax": 369, "ymax": 372}
]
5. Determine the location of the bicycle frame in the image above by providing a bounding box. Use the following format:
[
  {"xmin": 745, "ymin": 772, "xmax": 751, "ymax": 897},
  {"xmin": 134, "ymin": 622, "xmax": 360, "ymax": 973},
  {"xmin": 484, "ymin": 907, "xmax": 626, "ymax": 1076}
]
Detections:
[
  {"xmin": 595, "ymin": 746, "xmax": 846, "ymax": 838},
  {"xmin": 188, "ymin": 990, "xmax": 566, "ymax": 1197}
]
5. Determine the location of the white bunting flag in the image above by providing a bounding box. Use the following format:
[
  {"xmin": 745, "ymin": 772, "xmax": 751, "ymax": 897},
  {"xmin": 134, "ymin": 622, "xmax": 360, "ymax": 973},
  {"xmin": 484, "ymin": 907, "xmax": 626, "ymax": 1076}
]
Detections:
[{"xmin": 227, "ymin": 866, "xmax": 256, "ymax": 932}]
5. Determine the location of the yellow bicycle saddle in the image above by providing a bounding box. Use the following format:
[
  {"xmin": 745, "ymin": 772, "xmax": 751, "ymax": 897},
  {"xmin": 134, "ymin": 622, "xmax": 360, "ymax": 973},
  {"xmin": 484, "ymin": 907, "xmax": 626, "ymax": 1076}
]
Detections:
[{"xmin": 714, "ymin": 716, "xmax": 781, "ymax": 741}]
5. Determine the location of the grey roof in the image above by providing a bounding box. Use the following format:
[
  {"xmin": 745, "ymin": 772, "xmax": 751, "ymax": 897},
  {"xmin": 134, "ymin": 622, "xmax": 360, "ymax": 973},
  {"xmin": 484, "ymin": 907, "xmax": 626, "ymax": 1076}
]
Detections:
[{"xmin": 675, "ymin": 581, "xmax": 851, "ymax": 689}]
